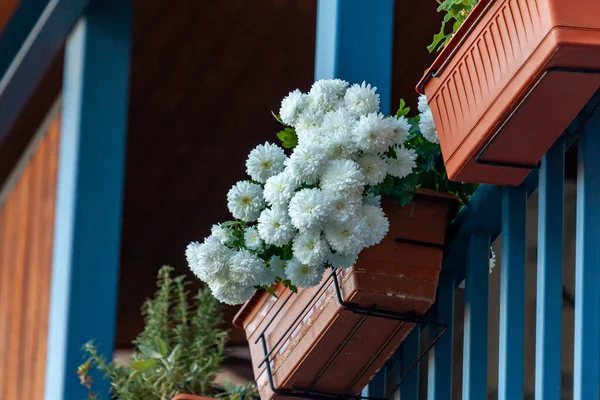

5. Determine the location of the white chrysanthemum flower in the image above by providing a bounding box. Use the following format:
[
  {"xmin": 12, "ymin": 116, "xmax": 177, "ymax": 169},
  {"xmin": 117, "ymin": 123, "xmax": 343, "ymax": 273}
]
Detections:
[
  {"xmin": 419, "ymin": 109, "xmax": 439, "ymax": 144},
  {"xmin": 269, "ymin": 255, "xmax": 288, "ymax": 279},
  {"xmin": 344, "ymin": 81, "xmax": 380, "ymax": 116},
  {"xmin": 418, "ymin": 94, "xmax": 430, "ymax": 114},
  {"xmin": 296, "ymin": 108, "xmax": 325, "ymax": 134},
  {"xmin": 363, "ymin": 193, "xmax": 382, "ymax": 208},
  {"xmin": 257, "ymin": 207, "xmax": 296, "ymax": 246},
  {"xmin": 229, "ymin": 248, "xmax": 269, "ymax": 288},
  {"xmin": 320, "ymin": 159, "xmax": 365, "ymax": 194},
  {"xmin": 362, "ymin": 204, "xmax": 390, "ymax": 247},
  {"xmin": 386, "ymin": 145, "xmax": 417, "ymax": 179},
  {"xmin": 288, "ymin": 188, "xmax": 332, "ymax": 231},
  {"xmin": 186, "ymin": 237, "xmax": 233, "ymax": 282},
  {"xmin": 285, "ymin": 142, "xmax": 328, "ymax": 185},
  {"xmin": 263, "ymin": 171, "xmax": 298, "ymax": 207},
  {"xmin": 245, "ymin": 142, "xmax": 287, "ymax": 183},
  {"xmin": 356, "ymin": 155, "xmax": 387, "ymax": 186},
  {"xmin": 292, "ymin": 231, "xmax": 329, "ymax": 267},
  {"xmin": 280, "ymin": 89, "xmax": 308, "ymax": 126},
  {"xmin": 353, "ymin": 112, "xmax": 395, "ymax": 154},
  {"xmin": 321, "ymin": 108, "xmax": 357, "ymax": 157},
  {"xmin": 308, "ymin": 79, "xmax": 349, "ymax": 111},
  {"xmin": 328, "ymin": 251, "xmax": 358, "ymax": 269},
  {"xmin": 296, "ymin": 125, "xmax": 326, "ymax": 149},
  {"xmin": 209, "ymin": 278, "xmax": 255, "ymax": 305},
  {"xmin": 324, "ymin": 218, "xmax": 368, "ymax": 255},
  {"xmin": 328, "ymin": 192, "xmax": 362, "ymax": 223},
  {"xmin": 244, "ymin": 227, "xmax": 264, "ymax": 250},
  {"xmin": 386, "ymin": 116, "xmax": 411, "ymax": 145},
  {"xmin": 227, "ymin": 181, "xmax": 266, "ymax": 222},
  {"xmin": 211, "ymin": 224, "xmax": 233, "ymax": 245},
  {"xmin": 286, "ymin": 258, "xmax": 325, "ymax": 288}
]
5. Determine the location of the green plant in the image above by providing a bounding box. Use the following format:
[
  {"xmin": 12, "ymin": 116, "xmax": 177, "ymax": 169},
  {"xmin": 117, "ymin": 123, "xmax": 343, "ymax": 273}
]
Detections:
[
  {"xmin": 77, "ymin": 266, "xmax": 258, "ymax": 400},
  {"xmin": 364, "ymin": 99, "xmax": 477, "ymax": 206},
  {"xmin": 428, "ymin": 0, "xmax": 479, "ymax": 53}
]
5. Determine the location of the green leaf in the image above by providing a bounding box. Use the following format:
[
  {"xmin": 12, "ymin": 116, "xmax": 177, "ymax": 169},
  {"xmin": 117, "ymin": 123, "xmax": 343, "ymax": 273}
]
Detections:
[
  {"xmin": 276, "ymin": 127, "xmax": 298, "ymax": 149},
  {"xmin": 261, "ymin": 284, "xmax": 278, "ymax": 298},
  {"xmin": 396, "ymin": 98, "xmax": 411, "ymax": 118},
  {"xmin": 137, "ymin": 345, "xmax": 162, "ymax": 360},
  {"xmin": 166, "ymin": 344, "xmax": 181, "ymax": 365},
  {"xmin": 428, "ymin": 25, "xmax": 448, "ymax": 53},
  {"xmin": 154, "ymin": 337, "xmax": 168, "ymax": 357},
  {"xmin": 131, "ymin": 359, "xmax": 158, "ymax": 372},
  {"xmin": 271, "ymin": 110, "xmax": 285, "ymax": 125}
]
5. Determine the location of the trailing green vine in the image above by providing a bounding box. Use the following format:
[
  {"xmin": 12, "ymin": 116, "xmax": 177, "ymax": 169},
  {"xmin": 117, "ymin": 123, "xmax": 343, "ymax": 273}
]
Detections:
[{"xmin": 428, "ymin": 0, "xmax": 479, "ymax": 53}]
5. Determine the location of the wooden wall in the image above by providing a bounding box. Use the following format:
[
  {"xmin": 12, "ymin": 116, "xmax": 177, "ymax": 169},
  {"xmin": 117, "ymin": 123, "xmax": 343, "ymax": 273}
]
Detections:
[{"xmin": 0, "ymin": 112, "xmax": 60, "ymax": 400}]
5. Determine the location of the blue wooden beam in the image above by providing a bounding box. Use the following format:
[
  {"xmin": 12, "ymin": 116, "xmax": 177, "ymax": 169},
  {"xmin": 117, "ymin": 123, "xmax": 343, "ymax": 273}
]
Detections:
[
  {"xmin": 535, "ymin": 138, "xmax": 565, "ymax": 400},
  {"xmin": 0, "ymin": 0, "xmax": 91, "ymax": 146},
  {"xmin": 498, "ymin": 187, "xmax": 526, "ymax": 400},
  {"xmin": 462, "ymin": 231, "xmax": 490, "ymax": 400},
  {"xmin": 314, "ymin": 0, "xmax": 395, "ymax": 114},
  {"xmin": 43, "ymin": 0, "xmax": 131, "ymax": 398},
  {"xmin": 400, "ymin": 329, "xmax": 420, "ymax": 400},
  {"xmin": 361, "ymin": 367, "xmax": 386, "ymax": 398},
  {"xmin": 427, "ymin": 277, "xmax": 455, "ymax": 400},
  {"xmin": 573, "ymin": 108, "xmax": 600, "ymax": 400}
]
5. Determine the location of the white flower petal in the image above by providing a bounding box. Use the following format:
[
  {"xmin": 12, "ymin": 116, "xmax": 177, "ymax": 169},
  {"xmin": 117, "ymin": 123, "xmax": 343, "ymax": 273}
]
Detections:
[
  {"xmin": 227, "ymin": 181, "xmax": 266, "ymax": 222},
  {"xmin": 257, "ymin": 207, "xmax": 296, "ymax": 246},
  {"xmin": 286, "ymin": 258, "xmax": 325, "ymax": 288}
]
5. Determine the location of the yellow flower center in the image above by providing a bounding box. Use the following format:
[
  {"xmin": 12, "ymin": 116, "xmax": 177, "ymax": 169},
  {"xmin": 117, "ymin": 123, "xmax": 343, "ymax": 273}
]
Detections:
[{"xmin": 241, "ymin": 197, "xmax": 251, "ymax": 205}]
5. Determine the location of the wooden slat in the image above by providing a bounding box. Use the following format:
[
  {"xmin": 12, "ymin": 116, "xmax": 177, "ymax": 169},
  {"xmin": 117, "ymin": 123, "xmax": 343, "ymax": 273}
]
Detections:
[
  {"xmin": 0, "ymin": 111, "xmax": 60, "ymax": 399},
  {"xmin": 6, "ymin": 160, "xmax": 31, "ymax": 400}
]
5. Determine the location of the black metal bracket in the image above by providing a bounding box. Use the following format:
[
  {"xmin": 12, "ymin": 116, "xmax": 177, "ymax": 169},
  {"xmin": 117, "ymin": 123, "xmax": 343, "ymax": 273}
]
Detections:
[
  {"xmin": 474, "ymin": 67, "xmax": 600, "ymax": 170},
  {"xmin": 256, "ymin": 268, "xmax": 447, "ymax": 400},
  {"xmin": 395, "ymin": 237, "xmax": 445, "ymax": 250}
]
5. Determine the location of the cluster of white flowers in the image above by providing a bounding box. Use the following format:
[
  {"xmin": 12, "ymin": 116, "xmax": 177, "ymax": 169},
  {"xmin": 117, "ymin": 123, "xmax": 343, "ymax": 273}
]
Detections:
[
  {"xmin": 186, "ymin": 80, "xmax": 420, "ymax": 305},
  {"xmin": 418, "ymin": 95, "xmax": 439, "ymax": 144}
]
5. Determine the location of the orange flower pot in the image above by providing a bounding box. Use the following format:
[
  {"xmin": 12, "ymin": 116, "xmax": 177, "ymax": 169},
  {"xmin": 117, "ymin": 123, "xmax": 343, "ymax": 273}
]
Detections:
[
  {"xmin": 171, "ymin": 395, "xmax": 215, "ymax": 400},
  {"xmin": 233, "ymin": 190, "xmax": 458, "ymax": 399},
  {"xmin": 417, "ymin": 0, "xmax": 600, "ymax": 186}
]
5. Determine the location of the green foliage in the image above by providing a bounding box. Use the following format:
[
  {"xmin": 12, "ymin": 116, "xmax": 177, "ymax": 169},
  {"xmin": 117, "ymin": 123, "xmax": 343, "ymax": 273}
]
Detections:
[
  {"xmin": 368, "ymin": 99, "xmax": 478, "ymax": 206},
  {"xmin": 428, "ymin": 0, "xmax": 478, "ymax": 53},
  {"xmin": 276, "ymin": 127, "xmax": 298, "ymax": 149},
  {"xmin": 77, "ymin": 266, "xmax": 258, "ymax": 400}
]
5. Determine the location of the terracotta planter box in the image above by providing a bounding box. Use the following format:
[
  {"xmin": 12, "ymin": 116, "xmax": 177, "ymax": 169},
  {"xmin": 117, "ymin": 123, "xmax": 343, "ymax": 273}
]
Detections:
[
  {"xmin": 233, "ymin": 190, "xmax": 457, "ymax": 399},
  {"xmin": 417, "ymin": 0, "xmax": 600, "ymax": 186}
]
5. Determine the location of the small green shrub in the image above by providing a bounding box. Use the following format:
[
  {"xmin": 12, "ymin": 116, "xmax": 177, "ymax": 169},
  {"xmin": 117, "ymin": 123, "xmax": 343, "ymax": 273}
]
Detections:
[{"xmin": 77, "ymin": 266, "xmax": 257, "ymax": 400}]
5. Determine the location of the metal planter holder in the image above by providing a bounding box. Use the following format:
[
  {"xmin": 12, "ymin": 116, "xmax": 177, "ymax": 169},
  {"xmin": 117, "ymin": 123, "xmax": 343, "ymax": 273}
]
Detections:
[{"xmin": 255, "ymin": 266, "xmax": 448, "ymax": 400}]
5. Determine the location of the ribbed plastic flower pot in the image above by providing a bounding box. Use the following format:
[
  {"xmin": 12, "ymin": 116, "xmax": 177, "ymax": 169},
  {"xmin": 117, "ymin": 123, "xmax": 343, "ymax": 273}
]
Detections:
[
  {"xmin": 417, "ymin": 0, "xmax": 600, "ymax": 186},
  {"xmin": 233, "ymin": 189, "xmax": 457, "ymax": 400},
  {"xmin": 171, "ymin": 395, "xmax": 215, "ymax": 400}
]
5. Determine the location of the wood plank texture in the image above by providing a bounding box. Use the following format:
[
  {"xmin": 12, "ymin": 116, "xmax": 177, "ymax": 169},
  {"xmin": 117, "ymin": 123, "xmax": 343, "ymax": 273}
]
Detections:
[{"xmin": 0, "ymin": 113, "xmax": 59, "ymax": 399}]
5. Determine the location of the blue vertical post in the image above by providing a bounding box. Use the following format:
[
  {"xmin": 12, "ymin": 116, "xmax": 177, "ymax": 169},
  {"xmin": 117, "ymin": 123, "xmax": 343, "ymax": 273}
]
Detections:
[
  {"xmin": 400, "ymin": 329, "xmax": 420, "ymax": 400},
  {"xmin": 314, "ymin": 1, "xmax": 395, "ymax": 396},
  {"xmin": 427, "ymin": 277, "xmax": 455, "ymax": 400},
  {"xmin": 361, "ymin": 367, "xmax": 386, "ymax": 398},
  {"xmin": 314, "ymin": 0, "xmax": 395, "ymax": 114},
  {"xmin": 573, "ymin": 112, "xmax": 600, "ymax": 400},
  {"xmin": 498, "ymin": 187, "xmax": 526, "ymax": 400},
  {"xmin": 462, "ymin": 231, "xmax": 490, "ymax": 400},
  {"xmin": 535, "ymin": 139, "xmax": 564, "ymax": 400},
  {"xmin": 44, "ymin": 0, "xmax": 131, "ymax": 399}
]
